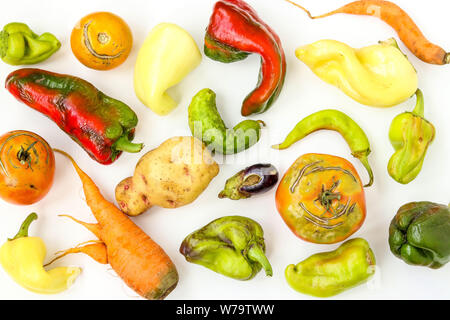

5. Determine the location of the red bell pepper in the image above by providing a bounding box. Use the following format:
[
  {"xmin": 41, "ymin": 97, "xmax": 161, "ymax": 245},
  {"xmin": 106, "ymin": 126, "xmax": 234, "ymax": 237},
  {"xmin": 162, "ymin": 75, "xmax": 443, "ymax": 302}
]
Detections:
[
  {"xmin": 205, "ymin": 0, "xmax": 287, "ymax": 116},
  {"xmin": 5, "ymin": 68, "xmax": 143, "ymax": 165}
]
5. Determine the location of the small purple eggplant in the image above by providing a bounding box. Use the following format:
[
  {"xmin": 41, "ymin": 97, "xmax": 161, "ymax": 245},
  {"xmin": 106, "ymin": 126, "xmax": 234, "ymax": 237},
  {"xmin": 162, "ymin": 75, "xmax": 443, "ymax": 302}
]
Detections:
[{"xmin": 218, "ymin": 164, "xmax": 279, "ymax": 200}]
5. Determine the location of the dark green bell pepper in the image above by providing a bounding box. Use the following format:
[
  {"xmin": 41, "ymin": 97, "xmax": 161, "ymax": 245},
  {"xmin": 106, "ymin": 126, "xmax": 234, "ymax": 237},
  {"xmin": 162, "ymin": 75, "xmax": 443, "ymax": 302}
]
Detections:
[
  {"xmin": 179, "ymin": 216, "xmax": 272, "ymax": 280},
  {"xmin": 0, "ymin": 22, "xmax": 60, "ymax": 65},
  {"xmin": 389, "ymin": 201, "xmax": 450, "ymax": 269}
]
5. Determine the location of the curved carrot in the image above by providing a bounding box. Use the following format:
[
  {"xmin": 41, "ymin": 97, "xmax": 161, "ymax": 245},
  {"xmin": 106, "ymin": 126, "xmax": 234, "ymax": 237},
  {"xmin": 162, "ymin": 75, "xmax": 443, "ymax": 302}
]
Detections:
[
  {"xmin": 285, "ymin": 0, "xmax": 449, "ymax": 65},
  {"xmin": 53, "ymin": 149, "xmax": 178, "ymax": 300},
  {"xmin": 46, "ymin": 240, "xmax": 108, "ymax": 266}
]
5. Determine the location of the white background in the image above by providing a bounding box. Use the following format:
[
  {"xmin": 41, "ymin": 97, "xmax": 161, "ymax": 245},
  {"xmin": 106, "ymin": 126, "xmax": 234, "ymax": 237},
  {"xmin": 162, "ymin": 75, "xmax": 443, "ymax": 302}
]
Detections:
[{"xmin": 0, "ymin": 0, "xmax": 449, "ymax": 300}]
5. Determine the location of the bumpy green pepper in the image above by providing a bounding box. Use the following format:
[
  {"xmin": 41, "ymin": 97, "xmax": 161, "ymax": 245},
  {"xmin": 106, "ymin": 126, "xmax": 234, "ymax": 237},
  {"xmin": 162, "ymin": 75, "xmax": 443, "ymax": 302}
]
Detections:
[
  {"xmin": 179, "ymin": 216, "xmax": 272, "ymax": 280},
  {"xmin": 285, "ymin": 238, "xmax": 376, "ymax": 297},
  {"xmin": 389, "ymin": 201, "xmax": 450, "ymax": 269},
  {"xmin": 188, "ymin": 88, "xmax": 265, "ymax": 154},
  {"xmin": 388, "ymin": 89, "xmax": 435, "ymax": 184},
  {"xmin": 0, "ymin": 23, "xmax": 60, "ymax": 65}
]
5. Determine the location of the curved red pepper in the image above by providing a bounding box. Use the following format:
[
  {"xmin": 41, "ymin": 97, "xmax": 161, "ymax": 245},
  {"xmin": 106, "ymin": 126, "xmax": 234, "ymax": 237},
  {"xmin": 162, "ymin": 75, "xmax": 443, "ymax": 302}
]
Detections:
[
  {"xmin": 205, "ymin": 0, "xmax": 286, "ymax": 116},
  {"xmin": 5, "ymin": 68, "xmax": 143, "ymax": 165}
]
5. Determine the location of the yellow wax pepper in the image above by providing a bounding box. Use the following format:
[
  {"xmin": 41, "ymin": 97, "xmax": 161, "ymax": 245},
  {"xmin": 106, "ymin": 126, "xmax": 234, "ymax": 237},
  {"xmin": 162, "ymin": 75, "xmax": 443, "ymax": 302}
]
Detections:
[
  {"xmin": 0, "ymin": 213, "xmax": 80, "ymax": 294},
  {"xmin": 134, "ymin": 23, "xmax": 202, "ymax": 116},
  {"xmin": 295, "ymin": 38, "xmax": 418, "ymax": 108}
]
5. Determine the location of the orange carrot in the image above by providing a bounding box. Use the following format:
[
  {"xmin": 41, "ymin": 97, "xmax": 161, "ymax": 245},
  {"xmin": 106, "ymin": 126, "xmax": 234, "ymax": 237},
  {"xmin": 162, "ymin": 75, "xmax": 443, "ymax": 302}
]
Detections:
[
  {"xmin": 52, "ymin": 149, "xmax": 178, "ymax": 300},
  {"xmin": 285, "ymin": 0, "xmax": 449, "ymax": 65},
  {"xmin": 46, "ymin": 240, "xmax": 108, "ymax": 266}
]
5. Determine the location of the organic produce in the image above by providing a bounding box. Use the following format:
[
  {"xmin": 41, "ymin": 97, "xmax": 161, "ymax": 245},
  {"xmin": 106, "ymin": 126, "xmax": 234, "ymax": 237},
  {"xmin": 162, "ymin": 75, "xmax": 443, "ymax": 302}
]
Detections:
[
  {"xmin": 115, "ymin": 136, "xmax": 219, "ymax": 216},
  {"xmin": 286, "ymin": 0, "xmax": 450, "ymax": 65},
  {"xmin": 5, "ymin": 68, "xmax": 143, "ymax": 165},
  {"xmin": 219, "ymin": 164, "xmax": 279, "ymax": 200},
  {"xmin": 273, "ymin": 109, "xmax": 374, "ymax": 187},
  {"xmin": 134, "ymin": 23, "xmax": 202, "ymax": 116},
  {"xmin": 388, "ymin": 90, "xmax": 435, "ymax": 184},
  {"xmin": 180, "ymin": 216, "xmax": 272, "ymax": 280},
  {"xmin": 51, "ymin": 150, "xmax": 178, "ymax": 300},
  {"xmin": 205, "ymin": 0, "xmax": 286, "ymax": 116},
  {"xmin": 285, "ymin": 238, "xmax": 376, "ymax": 297},
  {"xmin": 389, "ymin": 201, "xmax": 450, "ymax": 269},
  {"xmin": 295, "ymin": 38, "xmax": 418, "ymax": 107},
  {"xmin": 0, "ymin": 22, "xmax": 60, "ymax": 65},
  {"xmin": 71, "ymin": 12, "xmax": 133, "ymax": 70},
  {"xmin": 276, "ymin": 154, "xmax": 366, "ymax": 244},
  {"xmin": 188, "ymin": 88, "xmax": 265, "ymax": 154},
  {"xmin": 0, "ymin": 130, "xmax": 55, "ymax": 205},
  {"xmin": 0, "ymin": 213, "xmax": 80, "ymax": 294}
]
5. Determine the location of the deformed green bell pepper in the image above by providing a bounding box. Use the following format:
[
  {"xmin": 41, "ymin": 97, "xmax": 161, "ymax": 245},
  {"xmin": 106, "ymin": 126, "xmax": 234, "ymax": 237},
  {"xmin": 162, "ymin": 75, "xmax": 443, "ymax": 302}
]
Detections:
[
  {"xmin": 285, "ymin": 238, "xmax": 376, "ymax": 297},
  {"xmin": 389, "ymin": 201, "xmax": 450, "ymax": 269},
  {"xmin": 0, "ymin": 23, "xmax": 60, "ymax": 65},
  {"xmin": 179, "ymin": 216, "xmax": 272, "ymax": 280},
  {"xmin": 388, "ymin": 89, "xmax": 435, "ymax": 184}
]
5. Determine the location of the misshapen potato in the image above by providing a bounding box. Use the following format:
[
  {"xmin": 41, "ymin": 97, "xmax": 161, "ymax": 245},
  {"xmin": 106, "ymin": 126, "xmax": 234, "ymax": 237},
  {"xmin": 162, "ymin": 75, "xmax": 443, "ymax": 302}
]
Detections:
[{"xmin": 115, "ymin": 136, "xmax": 219, "ymax": 216}]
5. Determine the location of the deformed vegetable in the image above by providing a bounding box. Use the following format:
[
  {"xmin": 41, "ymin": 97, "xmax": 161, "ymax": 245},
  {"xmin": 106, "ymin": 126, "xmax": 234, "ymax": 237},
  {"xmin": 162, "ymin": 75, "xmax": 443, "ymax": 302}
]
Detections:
[
  {"xmin": 51, "ymin": 150, "xmax": 179, "ymax": 300},
  {"xmin": 188, "ymin": 88, "xmax": 265, "ymax": 154},
  {"xmin": 273, "ymin": 109, "xmax": 374, "ymax": 187},
  {"xmin": 295, "ymin": 38, "xmax": 418, "ymax": 108},
  {"xmin": 115, "ymin": 136, "xmax": 219, "ymax": 216},
  {"xmin": 219, "ymin": 164, "xmax": 279, "ymax": 200},
  {"xmin": 276, "ymin": 154, "xmax": 366, "ymax": 244},
  {"xmin": 389, "ymin": 201, "xmax": 450, "ymax": 269},
  {"xmin": 205, "ymin": 0, "xmax": 286, "ymax": 116},
  {"xmin": 180, "ymin": 216, "xmax": 272, "ymax": 280},
  {"xmin": 0, "ymin": 213, "xmax": 80, "ymax": 294},
  {"xmin": 388, "ymin": 90, "xmax": 435, "ymax": 184},
  {"xmin": 0, "ymin": 130, "xmax": 55, "ymax": 205},
  {"xmin": 71, "ymin": 12, "xmax": 133, "ymax": 70},
  {"xmin": 5, "ymin": 68, "xmax": 143, "ymax": 165},
  {"xmin": 286, "ymin": 0, "xmax": 450, "ymax": 65},
  {"xmin": 134, "ymin": 23, "xmax": 202, "ymax": 115},
  {"xmin": 285, "ymin": 238, "xmax": 376, "ymax": 297},
  {"xmin": 0, "ymin": 22, "xmax": 60, "ymax": 65}
]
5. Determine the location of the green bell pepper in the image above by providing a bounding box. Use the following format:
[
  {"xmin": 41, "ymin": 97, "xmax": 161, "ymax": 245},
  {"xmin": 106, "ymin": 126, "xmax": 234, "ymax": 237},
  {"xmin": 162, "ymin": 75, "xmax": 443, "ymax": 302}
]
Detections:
[
  {"xmin": 285, "ymin": 238, "xmax": 376, "ymax": 297},
  {"xmin": 179, "ymin": 216, "xmax": 272, "ymax": 280},
  {"xmin": 388, "ymin": 89, "xmax": 435, "ymax": 184},
  {"xmin": 389, "ymin": 201, "xmax": 450, "ymax": 269},
  {"xmin": 0, "ymin": 22, "xmax": 60, "ymax": 65}
]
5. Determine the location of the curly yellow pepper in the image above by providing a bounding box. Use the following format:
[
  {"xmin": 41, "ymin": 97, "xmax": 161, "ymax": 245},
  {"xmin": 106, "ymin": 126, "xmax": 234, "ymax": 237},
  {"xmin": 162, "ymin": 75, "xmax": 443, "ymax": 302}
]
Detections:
[
  {"xmin": 0, "ymin": 213, "xmax": 80, "ymax": 294},
  {"xmin": 134, "ymin": 23, "xmax": 202, "ymax": 116},
  {"xmin": 295, "ymin": 38, "xmax": 418, "ymax": 108}
]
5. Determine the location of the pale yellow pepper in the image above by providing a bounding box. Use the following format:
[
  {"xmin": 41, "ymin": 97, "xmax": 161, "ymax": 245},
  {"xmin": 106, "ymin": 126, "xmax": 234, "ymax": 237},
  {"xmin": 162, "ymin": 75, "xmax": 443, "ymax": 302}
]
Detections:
[
  {"xmin": 134, "ymin": 23, "xmax": 202, "ymax": 116},
  {"xmin": 0, "ymin": 213, "xmax": 80, "ymax": 294},
  {"xmin": 295, "ymin": 38, "xmax": 418, "ymax": 108}
]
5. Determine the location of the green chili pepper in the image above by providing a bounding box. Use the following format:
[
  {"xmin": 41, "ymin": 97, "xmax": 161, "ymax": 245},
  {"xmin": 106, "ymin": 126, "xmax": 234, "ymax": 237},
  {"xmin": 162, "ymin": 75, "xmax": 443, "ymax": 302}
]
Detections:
[
  {"xmin": 188, "ymin": 88, "xmax": 265, "ymax": 154},
  {"xmin": 388, "ymin": 90, "xmax": 435, "ymax": 184},
  {"xmin": 389, "ymin": 201, "xmax": 450, "ymax": 269},
  {"xmin": 285, "ymin": 238, "xmax": 376, "ymax": 298},
  {"xmin": 272, "ymin": 109, "xmax": 374, "ymax": 187},
  {"xmin": 179, "ymin": 216, "xmax": 272, "ymax": 281},
  {"xmin": 0, "ymin": 23, "xmax": 60, "ymax": 65}
]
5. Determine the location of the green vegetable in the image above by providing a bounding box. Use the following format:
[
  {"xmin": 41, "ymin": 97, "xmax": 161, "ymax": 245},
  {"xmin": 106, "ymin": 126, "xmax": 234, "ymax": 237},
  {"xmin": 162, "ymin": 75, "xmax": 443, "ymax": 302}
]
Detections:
[
  {"xmin": 285, "ymin": 238, "xmax": 376, "ymax": 297},
  {"xmin": 389, "ymin": 201, "xmax": 450, "ymax": 269},
  {"xmin": 179, "ymin": 216, "xmax": 272, "ymax": 280},
  {"xmin": 0, "ymin": 23, "xmax": 60, "ymax": 65},
  {"xmin": 188, "ymin": 88, "xmax": 265, "ymax": 154},
  {"xmin": 388, "ymin": 90, "xmax": 435, "ymax": 184},
  {"xmin": 272, "ymin": 109, "xmax": 374, "ymax": 187}
]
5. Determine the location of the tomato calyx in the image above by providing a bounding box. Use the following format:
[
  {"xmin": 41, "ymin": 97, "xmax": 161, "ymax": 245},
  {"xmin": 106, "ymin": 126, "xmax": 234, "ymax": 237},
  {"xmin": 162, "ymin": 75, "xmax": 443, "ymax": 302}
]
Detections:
[{"xmin": 16, "ymin": 141, "xmax": 38, "ymax": 170}]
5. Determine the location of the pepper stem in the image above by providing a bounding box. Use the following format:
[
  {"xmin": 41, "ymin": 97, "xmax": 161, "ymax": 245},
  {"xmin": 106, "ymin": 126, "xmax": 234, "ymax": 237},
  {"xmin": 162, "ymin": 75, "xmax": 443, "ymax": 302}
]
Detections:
[
  {"xmin": 445, "ymin": 53, "xmax": 450, "ymax": 65},
  {"xmin": 412, "ymin": 89, "xmax": 425, "ymax": 117},
  {"xmin": 113, "ymin": 135, "xmax": 143, "ymax": 153},
  {"xmin": 357, "ymin": 155, "xmax": 374, "ymax": 187},
  {"xmin": 247, "ymin": 244, "xmax": 273, "ymax": 277},
  {"xmin": 9, "ymin": 213, "xmax": 37, "ymax": 241}
]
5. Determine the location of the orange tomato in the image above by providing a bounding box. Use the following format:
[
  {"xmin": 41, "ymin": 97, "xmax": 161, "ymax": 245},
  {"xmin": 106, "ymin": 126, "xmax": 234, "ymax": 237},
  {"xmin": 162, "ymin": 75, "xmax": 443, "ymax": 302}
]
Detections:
[
  {"xmin": 0, "ymin": 131, "xmax": 55, "ymax": 205},
  {"xmin": 276, "ymin": 154, "xmax": 366, "ymax": 244},
  {"xmin": 71, "ymin": 12, "xmax": 133, "ymax": 70}
]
